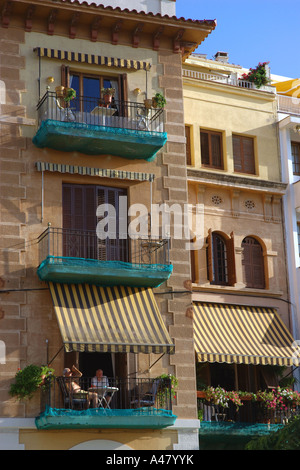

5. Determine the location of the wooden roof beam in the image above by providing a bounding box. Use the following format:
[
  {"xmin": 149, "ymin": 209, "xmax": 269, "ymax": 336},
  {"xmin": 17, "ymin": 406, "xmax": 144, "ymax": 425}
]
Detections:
[
  {"xmin": 69, "ymin": 11, "xmax": 80, "ymax": 39},
  {"xmin": 90, "ymin": 15, "xmax": 102, "ymax": 42},
  {"xmin": 153, "ymin": 25, "xmax": 164, "ymax": 51},
  {"xmin": 47, "ymin": 8, "xmax": 58, "ymax": 36},
  {"xmin": 2, "ymin": 0, "xmax": 13, "ymax": 28},
  {"xmin": 25, "ymin": 4, "xmax": 35, "ymax": 32}
]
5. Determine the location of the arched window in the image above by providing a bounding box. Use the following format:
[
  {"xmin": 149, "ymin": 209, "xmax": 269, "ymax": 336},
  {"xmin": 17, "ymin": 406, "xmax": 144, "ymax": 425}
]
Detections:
[
  {"xmin": 242, "ymin": 237, "xmax": 265, "ymax": 289},
  {"xmin": 207, "ymin": 230, "xmax": 236, "ymax": 286}
]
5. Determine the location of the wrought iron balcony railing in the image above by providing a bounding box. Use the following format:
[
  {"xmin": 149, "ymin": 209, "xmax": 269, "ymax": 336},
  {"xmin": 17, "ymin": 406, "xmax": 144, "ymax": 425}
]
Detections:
[
  {"xmin": 38, "ymin": 226, "xmax": 170, "ymax": 267},
  {"xmin": 36, "ymin": 91, "xmax": 165, "ymax": 134},
  {"xmin": 40, "ymin": 376, "xmax": 173, "ymax": 412}
]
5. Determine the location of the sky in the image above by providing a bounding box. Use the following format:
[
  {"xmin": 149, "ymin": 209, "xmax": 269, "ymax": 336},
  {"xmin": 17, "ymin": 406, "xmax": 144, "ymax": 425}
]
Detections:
[{"xmin": 175, "ymin": 0, "xmax": 299, "ymax": 79}]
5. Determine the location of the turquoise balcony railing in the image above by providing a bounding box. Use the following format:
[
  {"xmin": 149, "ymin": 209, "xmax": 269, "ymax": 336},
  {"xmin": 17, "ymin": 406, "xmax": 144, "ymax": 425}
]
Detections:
[
  {"xmin": 32, "ymin": 92, "xmax": 167, "ymax": 161},
  {"xmin": 37, "ymin": 227, "xmax": 173, "ymax": 288}
]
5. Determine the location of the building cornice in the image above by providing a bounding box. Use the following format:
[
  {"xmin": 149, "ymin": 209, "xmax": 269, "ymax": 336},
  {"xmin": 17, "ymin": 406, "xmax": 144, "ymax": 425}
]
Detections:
[{"xmin": 187, "ymin": 168, "xmax": 287, "ymax": 195}]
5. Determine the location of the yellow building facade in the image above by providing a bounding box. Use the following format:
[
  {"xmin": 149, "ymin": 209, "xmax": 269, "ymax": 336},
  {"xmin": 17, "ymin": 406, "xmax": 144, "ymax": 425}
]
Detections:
[{"xmin": 183, "ymin": 54, "xmax": 297, "ymax": 397}]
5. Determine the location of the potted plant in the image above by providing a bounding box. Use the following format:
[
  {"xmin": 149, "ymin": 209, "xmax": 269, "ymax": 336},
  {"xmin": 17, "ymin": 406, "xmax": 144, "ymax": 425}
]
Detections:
[
  {"xmin": 152, "ymin": 92, "xmax": 166, "ymax": 108},
  {"xmin": 239, "ymin": 61, "xmax": 270, "ymax": 89},
  {"xmin": 144, "ymin": 98, "xmax": 153, "ymax": 109},
  {"xmin": 64, "ymin": 87, "xmax": 77, "ymax": 103},
  {"xmin": 9, "ymin": 364, "xmax": 54, "ymax": 400},
  {"xmin": 55, "ymin": 85, "xmax": 65, "ymax": 98},
  {"xmin": 101, "ymin": 87, "xmax": 115, "ymax": 106}
]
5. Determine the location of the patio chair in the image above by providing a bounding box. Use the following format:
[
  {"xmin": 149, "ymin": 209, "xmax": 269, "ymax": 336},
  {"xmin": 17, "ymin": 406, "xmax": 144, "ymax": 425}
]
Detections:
[
  {"xmin": 131, "ymin": 379, "xmax": 160, "ymax": 408},
  {"xmin": 57, "ymin": 376, "xmax": 88, "ymax": 410}
]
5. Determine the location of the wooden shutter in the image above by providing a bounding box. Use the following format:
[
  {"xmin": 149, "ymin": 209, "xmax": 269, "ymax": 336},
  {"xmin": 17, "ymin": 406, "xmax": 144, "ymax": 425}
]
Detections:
[
  {"xmin": 211, "ymin": 133, "xmax": 222, "ymax": 168},
  {"xmin": 200, "ymin": 131, "xmax": 210, "ymax": 166},
  {"xmin": 61, "ymin": 65, "xmax": 70, "ymax": 87},
  {"xmin": 233, "ymin": 135, "xmax": 255, "ymax": 174},
  {"xmin": 243, "ymin": 137, "xmax": 255, "ymax": 174},
  {"xmin": 242, "ymin": 237, "xmax": 265, "ymax": 288},
  {"xmin": 226, "ymin": 232, "xmax": 236, "ymax": 286},
  {"xmin": 233, "ymin": 135, "xmax": 243, "ymax": 172},
  {"xmin": 185, "ymin": 126, "xmax": 192, "ymax": 166},
  {"xmin": 206, "ymin": 229, "xmax": 213, "ymax": 282}
]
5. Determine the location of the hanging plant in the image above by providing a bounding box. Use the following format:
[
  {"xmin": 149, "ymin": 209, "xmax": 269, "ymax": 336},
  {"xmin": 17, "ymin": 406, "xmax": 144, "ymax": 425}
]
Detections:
[
  {"xmin": 9, "ymin": 364, "xmax": 54, "ymax": 400},
  {"xmin": 156, "ymin": 373, "xmax": 178, "ymax": 407}
]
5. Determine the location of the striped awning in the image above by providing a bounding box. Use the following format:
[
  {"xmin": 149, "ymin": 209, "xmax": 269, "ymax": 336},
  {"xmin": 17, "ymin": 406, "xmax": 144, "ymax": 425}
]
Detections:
[
  {"xmin": 35, "ymin": 161, "xmax": 155, "ymax": 182},
  {"xmin": 193, "ymin": 302, "xmax": 300, "ymax": 366},
  {"xmin": 49, "ymin": 282, "xmax": 174, "ymax": 354},
  {"xmin": 34, "ymin": 47, "xmax": 151, "ymax": 71}
]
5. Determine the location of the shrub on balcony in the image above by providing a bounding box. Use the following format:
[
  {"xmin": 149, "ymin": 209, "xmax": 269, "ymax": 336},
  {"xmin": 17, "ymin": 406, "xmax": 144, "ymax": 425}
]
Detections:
[
  {"xmin": 9, "ymin": 364, "xmax": 54, "ymax": 400},
  {"xmin": 240, "ymin": 61, "xmax": 270, "ymax": 88}
]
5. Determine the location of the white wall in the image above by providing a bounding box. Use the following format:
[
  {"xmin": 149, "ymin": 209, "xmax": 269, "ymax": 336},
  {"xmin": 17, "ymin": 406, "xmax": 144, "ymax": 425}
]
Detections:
[{"xmin": 81, "ymin": 0, "xmax": 176, "ymax": 16}]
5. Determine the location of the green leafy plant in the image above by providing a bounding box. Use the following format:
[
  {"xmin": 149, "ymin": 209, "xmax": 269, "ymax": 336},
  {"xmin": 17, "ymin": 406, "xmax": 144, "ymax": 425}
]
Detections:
[
  {"xmin": 64, "ymin": 87, "xmax": 76, "ymax": 103},
  {"xmin": 152, "ymin": 92, "xmax": 166, "ymax": 108},
  {"xmin": 246, "ymin": 416, "xmax": 300, "ymax": 450},
  {"xmin": 9, "ymin": 365, "xmax": 54, "ymax": 400},
  {"xmin": 240, "ymin": 61, "xmax": 270, "ymax": 88},
  {"xmin": 156, "ymin": 373, "xmax": 178, "ymax": 407}
]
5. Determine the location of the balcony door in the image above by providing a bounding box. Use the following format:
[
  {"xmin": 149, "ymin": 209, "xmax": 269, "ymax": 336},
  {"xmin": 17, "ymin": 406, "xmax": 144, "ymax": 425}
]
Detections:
[{"xmin": 62, "ymin": 183, "xmax": 128, "ymax": 262}]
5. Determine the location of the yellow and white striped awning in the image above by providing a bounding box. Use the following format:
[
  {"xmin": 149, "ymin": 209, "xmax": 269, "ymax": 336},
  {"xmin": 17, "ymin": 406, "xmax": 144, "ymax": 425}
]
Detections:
[
  {"xmin": 193, "ymin": 302, "xmax": 300, "ymax": 366},
  {"xmin": 34, "ymin": 47, "xmax": 151, "ymax": 71},
  {"xmin": 36, "ymin": 161, "xmax": 155, "ymax": 182},
  {"xmin": 49, "ymin": 283, "xmax": 174, "ymax": 354}
]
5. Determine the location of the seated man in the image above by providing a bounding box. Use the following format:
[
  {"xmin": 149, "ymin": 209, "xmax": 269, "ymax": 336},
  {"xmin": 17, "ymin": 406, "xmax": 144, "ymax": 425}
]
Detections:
[
  {"xmin": 91, "ymin": 369, "xmax": 111, "ymax": 406},
  {"xmin": 63, "ymin": 365, "xmax": 98, "ymax": 408}
]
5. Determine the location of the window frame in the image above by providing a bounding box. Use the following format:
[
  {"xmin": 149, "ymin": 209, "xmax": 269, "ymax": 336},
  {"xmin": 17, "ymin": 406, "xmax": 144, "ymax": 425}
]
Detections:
[
  {"xmin": 185, "ymin": 125, "xmax": 192, "ymax": 166},
  {"xmin": 200, "ymin": 129, "xmax": 224, "ymax": 170},
  {"xmin": 241, "ymin": 236, "xmax": 265, "ymax": 289},
  {"xmin": 207, "ymin": 230, "xmax": 236, "ymax": 286},
  {"xmin": 291, "ymin": 141, "xmax": 300, "ymax": 176},
  {"xmin": 232, "ymin": 134, "xmax": 256, "ymax": 175}
]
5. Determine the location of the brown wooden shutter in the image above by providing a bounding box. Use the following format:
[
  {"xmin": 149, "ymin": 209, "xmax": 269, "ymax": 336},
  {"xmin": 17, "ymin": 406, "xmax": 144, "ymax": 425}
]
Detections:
[
  {"xmin": 211, "ymin": 133, "xmax": 222, "ymax": 168},
  {"xmin": 120, "ymin": 73, "xmax": 128, "ymax": 117},
  {"xmin": 233, "ymin": 135, "xmax": 243, "ymax": 172},
  {"xmin": 185, "ymin": 126, "xmax": 192, "ymax": 166},
  {"xmin": 61, "ymin": 65, "xmax": 70, "ymax": 87},
  {"xmin": 226, "ymin": 232, "xmax": 236, "ymax": 286},
  {"xmin": 242, "ymin": 237, "xmax": 265, "ymax": 288},
  {"xmin": 243, "ymin": 137, "xmax": 255, "ymax": 174},
  {"xmin": 200, "ymin": 131, "xmax": 210, "ymax": 166},
  {"xmin": 207, "ymin": 228, "xmax": 213, "ymax": 282},
  {"xmin": 233, "ymin": 135, "xmax": 255, "ymax": 174}
]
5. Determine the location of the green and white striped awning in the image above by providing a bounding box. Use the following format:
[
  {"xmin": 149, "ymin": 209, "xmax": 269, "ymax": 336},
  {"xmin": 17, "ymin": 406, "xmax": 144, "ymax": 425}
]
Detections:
[
  {"xmin": 34, "ymin": 47, "xmax": 151, "ymax": 71},
  {"xmin": 35, "ymin": 161, "xmax": 155, "ymax": 182}
]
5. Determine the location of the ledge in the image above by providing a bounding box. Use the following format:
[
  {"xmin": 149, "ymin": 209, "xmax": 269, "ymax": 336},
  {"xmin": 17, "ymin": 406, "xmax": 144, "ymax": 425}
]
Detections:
[{"xmin": 187, "ymin": 168, "xmax": 287, "ymax": 195}]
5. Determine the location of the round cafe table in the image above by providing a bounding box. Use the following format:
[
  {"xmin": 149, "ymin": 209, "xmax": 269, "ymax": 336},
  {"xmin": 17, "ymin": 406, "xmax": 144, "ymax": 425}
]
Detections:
[{"xmin": 88, "ymin": 386, "xmax": 118, "ymax": 409}]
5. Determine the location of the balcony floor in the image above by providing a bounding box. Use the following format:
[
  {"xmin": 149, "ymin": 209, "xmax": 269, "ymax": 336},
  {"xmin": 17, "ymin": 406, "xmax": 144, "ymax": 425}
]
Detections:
[
  {"xmin": 32, "ymin": 119, "xmax": 167, "ymax": 161},
  {"xmin": 37, "ymin": 256, "xmax": 173, "ymax": 288}
]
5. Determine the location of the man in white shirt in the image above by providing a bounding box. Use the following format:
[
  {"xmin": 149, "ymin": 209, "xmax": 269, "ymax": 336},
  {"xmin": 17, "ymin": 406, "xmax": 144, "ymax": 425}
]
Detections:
[{"xmin": 91, "ymin": 369, "xmax": 111, "ymax": 406}]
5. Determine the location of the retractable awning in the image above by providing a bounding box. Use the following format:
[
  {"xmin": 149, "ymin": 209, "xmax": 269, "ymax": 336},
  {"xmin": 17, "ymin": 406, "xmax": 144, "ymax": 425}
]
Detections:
[
  {"xmin": 49, "ymin": 282, "xmax": 174, "ymax": 354},
  {"xmin": 34, "ymin": 47, "xmax": 151, "ymax": 71},
  {"xmin": 193, "ymin": 302, "xmax": 300, "ymax": 366}
]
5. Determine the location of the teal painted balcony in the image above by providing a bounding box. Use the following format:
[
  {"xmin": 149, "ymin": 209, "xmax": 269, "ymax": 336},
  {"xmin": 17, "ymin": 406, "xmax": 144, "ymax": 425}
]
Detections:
[
  {"xmin": 32, "ymin": 92, "xmax": 167, "ymax": 161},
  {"xmin": 37, "ymin": 227, "xmax": 172, "ymax": 288},
  {"xmin": 36, "ymin": 376, "xmax": 177, "ymax": 430}
]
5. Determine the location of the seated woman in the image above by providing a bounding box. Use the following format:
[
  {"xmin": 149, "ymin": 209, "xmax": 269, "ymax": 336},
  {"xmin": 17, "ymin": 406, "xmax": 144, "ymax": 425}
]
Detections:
[{"xmin": 63, "ymin": 365, "xmax": 98, "ymax": 408}]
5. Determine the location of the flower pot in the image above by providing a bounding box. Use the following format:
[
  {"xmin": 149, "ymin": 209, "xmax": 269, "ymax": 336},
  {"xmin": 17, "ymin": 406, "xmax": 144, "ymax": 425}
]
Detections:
[
  {"xmin": 144, "ymin": 99, "xmax": 153, "ymax": 109},
  {"xmin": 55, "ymin": 86, "xmax": 65, "ymax": 98}
]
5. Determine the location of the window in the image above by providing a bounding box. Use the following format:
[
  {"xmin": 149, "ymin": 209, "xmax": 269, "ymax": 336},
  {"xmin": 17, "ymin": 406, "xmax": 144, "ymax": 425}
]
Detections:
[
  {"xmin": 185, "ymin": 125, "xmax": 192, "ymax": 166},
  {"xmin": 62, "ymin": 184, "xmax": 128, "ymax": 262},
  {"xmin": 200, "ymin": 129, "xmax": 223, "ymax": 169},
  {"xmin": 232, "ymin": 134, "xmax": 255, "ymax": 174},
  {"xmin": 61, "ymin": 65, "xmax": 128, "ymax": 112},
  {"xmin": 242, "ymin": 237, "xmax": 265, "ymax": 288},
  {"xmin": 292, "ymin": 142, "xmax": 300, "ymax": 175},
  {"xmin": 207, "ymin": 230, "xmax": 236, "ymax": 286}
]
